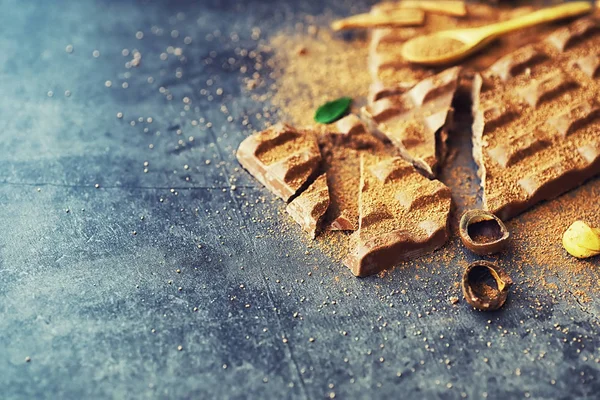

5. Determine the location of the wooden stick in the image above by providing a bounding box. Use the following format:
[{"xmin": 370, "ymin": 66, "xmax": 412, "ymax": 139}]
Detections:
[
  {"xmin": 377, "ymin": 1, "xmax": 467, "ymax": 17},
  {"xmin": 331, "ymin": 9, "xmax": 425, "ymax": 31}
]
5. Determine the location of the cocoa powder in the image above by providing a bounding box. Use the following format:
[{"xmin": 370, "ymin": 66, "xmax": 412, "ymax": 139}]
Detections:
[
  {"xmin": 405, "ymin": 36, "xmax": 466, "ymax": 60},
  {"xmin": 252, "ymin": 27, "xmax": 372, "ymax": 130}
]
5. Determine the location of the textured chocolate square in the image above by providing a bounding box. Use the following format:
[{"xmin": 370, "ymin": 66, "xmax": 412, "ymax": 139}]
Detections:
[
  {"xmin": 363, "ymin": 67, "xmax": 461, "ymax": 178},
  {"xmin": 236, "ymin": 123, "xmax": 321, "ymax": 202},
  {"xmin": 472, "ymin": 18, "xmax": 600, "ymax": 220},
  {"xmin": 344, "ymin": 154, "xmax": 451, "ymax": 277},
  {"xmin": 286, "ymin": 174, "xmax": 330, "ymax": 239}
]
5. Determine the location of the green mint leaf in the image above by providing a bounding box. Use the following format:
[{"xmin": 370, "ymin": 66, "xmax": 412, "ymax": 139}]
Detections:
[{"xmin": 314, "ymin": 97, "xmax": 352, "ymax": 124}]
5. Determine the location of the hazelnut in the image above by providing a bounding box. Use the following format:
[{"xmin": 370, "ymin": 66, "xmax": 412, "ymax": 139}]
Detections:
[
  {"xmin": 459, "ymin": 209, "xmax": 509, "ymax": 255},
  {"xmin": 462, "ymin": 261, "xmax": 512, "ymax": 311}
]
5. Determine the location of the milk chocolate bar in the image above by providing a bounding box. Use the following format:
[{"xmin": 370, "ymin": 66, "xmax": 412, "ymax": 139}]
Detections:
[
  {"xmin": 286, "ymin": 174, "xmax": 330, "ymax": 239},
  {"xmin": 363, "ymin": 67, "xmax": 461, "ymax": 178},
  {"xmin": 345, "ymin": 154, "xmax": 451, "ymax": 277},
  {"xmin": 472, "ymin": 18, "xmax": 600, "ymax": 220},
  {"xmin": 320, "ymin": 114, "xmax": 389, "ymax": 231},
  {"xmin": 236, "ymin": 123, "xmax": 321, "ymax": 202}
]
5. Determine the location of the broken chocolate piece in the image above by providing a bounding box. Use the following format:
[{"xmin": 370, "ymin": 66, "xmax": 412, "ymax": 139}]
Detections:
[
  {"xmin": 320, "ymin": 114, "xmax": 389, "ymax": 231},
  {"xmin": 472, "ymin": 18, "xmax": 600, "ymax": 220},
  {"xmin": 322, "ymin": 149, "xmax": 360, "ymax": 231},
  {"xmin": 334, "ymin": 113, "xmax": 366, "ymax": 137},
  {"xmin": 368, "ymin": 81, "xmax": 413, "ymax": 104},
  {"xmin": 344, "ymin": 154, "xmax": 451, "ymax": 277},
  {"xmin": 286, "ymin": 174, "xmax": 330, "ymax": 239},
  {"xmin": 363, "ymin": 67, "xmax": 461, "ymax": 178},
  {"xmin": 236, "ymin": 123, "xmax": 321, "ymax": 202}
]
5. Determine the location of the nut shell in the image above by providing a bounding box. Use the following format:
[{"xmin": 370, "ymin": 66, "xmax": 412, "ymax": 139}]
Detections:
[
  {"xmin": 462, "ymin": 261, "xmax": 513, "ymax": 311},
  {"xmin": 459, "ymin": 209, "xmax": 509, "ymax": 255}
]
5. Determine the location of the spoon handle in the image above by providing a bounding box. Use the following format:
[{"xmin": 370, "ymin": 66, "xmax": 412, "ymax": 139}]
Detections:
[{"xmin": 479, "ymin": 1, "xmax": 592, "ymax": 38}]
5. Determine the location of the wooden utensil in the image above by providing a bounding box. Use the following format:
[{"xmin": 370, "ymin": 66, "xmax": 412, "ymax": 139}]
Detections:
[
  {"xmin": 377, "ymin": 0, "xmax": 467, "ymax": 17},
  {"xmin": 331, "ymin": 9, "xmax": 425, "ymax": 31},
  {"xmin": 401, "ymin": 1, "xmax": 592, "ymax": 66}
]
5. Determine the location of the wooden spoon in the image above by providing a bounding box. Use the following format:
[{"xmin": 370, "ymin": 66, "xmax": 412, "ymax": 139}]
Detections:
[{"xmin": 401, "ymin": 1, "xmax": 593, "ymax": 66}]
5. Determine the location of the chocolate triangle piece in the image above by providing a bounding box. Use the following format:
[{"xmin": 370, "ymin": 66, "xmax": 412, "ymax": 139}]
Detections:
[
  {"xmin": 471, "ymin": 18, "xmax": 600, "ymax": 221},
  {"xmin": 286, "ymin": 174, "xmax": 330, "ymax": 239},
  {"xmin": 344, "ymin": 154, "xmax": 451, "ymax": 277},
  {"xmin": 363, "ymin": 67, "xmax": 461, "ymax": 178},
  {"xmin": 236, "ymin": 123, "xmax": 321, "ymax": 202},
  {"xmin": 320, "ymin": 115, "xmax": 390, "ymax": 231}
]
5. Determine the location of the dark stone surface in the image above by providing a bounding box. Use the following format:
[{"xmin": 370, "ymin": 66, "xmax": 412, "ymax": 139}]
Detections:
[{"xmin": 1, "ymin": 0, "xmax": 599, "ymax": 399}]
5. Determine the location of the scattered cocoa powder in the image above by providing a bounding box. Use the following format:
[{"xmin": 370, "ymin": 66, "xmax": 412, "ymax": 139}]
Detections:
[
  {"xmin": 317, "ymin": 230, "xmax": 353, "ymax": 264},
  {"xmin": 260, "ymin": 28, "xmax": 371, "ymax": 130},
  {"xmin": 508, "ymin": 179, "xmax": 600, "ymax": 300}
]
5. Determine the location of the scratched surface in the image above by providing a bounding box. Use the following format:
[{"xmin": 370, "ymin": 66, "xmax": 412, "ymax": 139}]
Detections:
[{"xmin": 1, "ymin": 0, "xmax": 600, "ymax": 399}]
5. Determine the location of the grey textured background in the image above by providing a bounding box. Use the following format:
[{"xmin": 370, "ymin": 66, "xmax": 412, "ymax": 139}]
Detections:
[{"xmin": 1, "ymin": 0, "xmax": 600, "ymax": 399}]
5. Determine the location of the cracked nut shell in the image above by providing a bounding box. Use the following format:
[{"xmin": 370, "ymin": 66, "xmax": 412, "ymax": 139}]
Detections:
[
  {"xmin": 462, "ymin": 261, "xmax": 513, "ymax": 311},
  {"xmin": 459, "ymin": 209, "xmax": 509, "ymax": 255}
]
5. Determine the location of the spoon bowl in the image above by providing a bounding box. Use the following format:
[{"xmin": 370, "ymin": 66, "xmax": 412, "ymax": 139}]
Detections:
[{"xmin": 401, "ymin": 29, "xmax": 497, "ymax": 66}]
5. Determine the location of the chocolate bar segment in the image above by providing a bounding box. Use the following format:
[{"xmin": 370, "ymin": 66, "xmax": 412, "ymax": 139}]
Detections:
[
  {"xmin": 578, "ymin": 142, "xmax": 600, "ymax": 164},
  {"xmin": 517, "ymin": 71, "xmax": 577, "ymax": 108},
  {"xmin": 573, "ymin": 55, "xmax": 600, "ymax": 78},
  {"xmin": 344, "ymin": 154, "xmax": 451, "ymax": 277},
  {"xmin": 286, "ymin": 174, "xmax": 330, "ymax": 239},
  {"xmin": 363, "ymin": 67, "xmax": 461, "ymax": 178},
  {"xmin": 320, "ymin": 115, "xmax": 389, "ymax": 231},
  {"xmin": 487, "ymin": 45, "xmax": 547, "ymax": 82},
  {"xmin": 546, "ymin": 100, "xmax": 600, "ymax": 137},
  {"xmin": 479, "ymin": 104, "xmax": 519, "ymax": 135},
  {"xmin": 236, "ymin": 123, "xmax": 321, "ymax": 202},
  {"xmin": 487, "ymin": 130, "xmax": 550, "ymax": 169},
  {"xmin": 546, "ymin": 18, "xmax": 600, "ymax": 52},
  {"xmin": 472, "ymin": 18, "xmax": 600, "ymax": 220}
]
